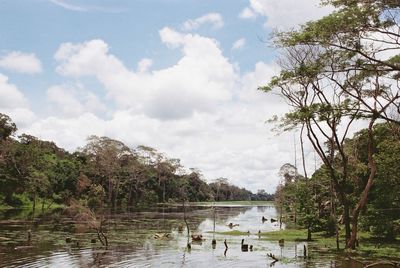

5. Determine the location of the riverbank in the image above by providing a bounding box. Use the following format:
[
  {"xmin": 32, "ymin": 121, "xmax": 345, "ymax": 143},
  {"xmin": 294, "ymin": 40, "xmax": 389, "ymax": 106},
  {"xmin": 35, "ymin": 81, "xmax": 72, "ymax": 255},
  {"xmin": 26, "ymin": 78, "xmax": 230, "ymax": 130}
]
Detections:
[
  {"xmin": 259, "ymin": 229, "xmax": 400, "ymax": 259},
  {"xmin": 190, "ymin": 200, "xmax": 274, "ymax": 206}
]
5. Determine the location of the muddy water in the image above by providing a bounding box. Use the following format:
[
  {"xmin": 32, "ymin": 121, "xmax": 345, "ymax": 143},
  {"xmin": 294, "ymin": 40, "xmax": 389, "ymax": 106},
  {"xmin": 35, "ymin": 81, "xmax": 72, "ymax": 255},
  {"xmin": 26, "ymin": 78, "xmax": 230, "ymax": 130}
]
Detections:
[{"xmin": 0, "ymin": 203, "xmax": 364, "ymax": 267}]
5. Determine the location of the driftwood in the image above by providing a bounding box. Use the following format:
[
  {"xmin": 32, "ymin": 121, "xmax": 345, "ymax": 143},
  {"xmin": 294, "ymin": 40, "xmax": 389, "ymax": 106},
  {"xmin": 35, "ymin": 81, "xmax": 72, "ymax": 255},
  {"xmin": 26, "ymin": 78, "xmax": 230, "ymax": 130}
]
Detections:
[
  {"xmin": 154, "ymin": 233, "xmax": 171, "ymax": 240},
  {"xmin": 182, "ymin": 200, "xmax": 191, "ymax": 249},
  {"xmin": 364, "ymin": 262, "xmax": 399, "ymax": 268},
  {"xmin": 191, "ymin": 234, "xmax": 203, "ymax": 241},
  {"xmin": 228, "ymin": 222, "xmax": 239, "ymax": 228},
  {"xmin": 66, "ymin": 202, "xmax": 108, "ymax": 247},
  {"xmin": 267, "ymin": 252, "xmax": 279, "ymax": 263},
  {"xmin": 241, "ymin": 239, "xmax": 249, "ymax": 252},
  {"xmin": 14, "ymin": 246, "xmax": 34, "ymax": 250},
  {"xmin": 347, "ymin": 257, "xmax": 400, "ymax": 268}
]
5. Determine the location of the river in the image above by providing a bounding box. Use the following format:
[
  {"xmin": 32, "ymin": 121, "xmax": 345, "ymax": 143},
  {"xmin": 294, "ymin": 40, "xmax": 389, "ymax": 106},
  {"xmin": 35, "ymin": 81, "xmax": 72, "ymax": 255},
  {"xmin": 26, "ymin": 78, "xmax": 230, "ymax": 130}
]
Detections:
[{"xmin": 0, "ymin": 202, "xmax": 381, "ymax": 267}]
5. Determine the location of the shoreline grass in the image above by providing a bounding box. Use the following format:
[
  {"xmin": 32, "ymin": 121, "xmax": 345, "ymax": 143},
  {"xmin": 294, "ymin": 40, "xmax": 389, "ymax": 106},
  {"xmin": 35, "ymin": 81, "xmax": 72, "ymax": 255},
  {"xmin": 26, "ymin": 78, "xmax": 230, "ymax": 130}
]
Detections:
[{"xmin": 259, "ymin": 228, "xmax": 400, "ymax": 258}]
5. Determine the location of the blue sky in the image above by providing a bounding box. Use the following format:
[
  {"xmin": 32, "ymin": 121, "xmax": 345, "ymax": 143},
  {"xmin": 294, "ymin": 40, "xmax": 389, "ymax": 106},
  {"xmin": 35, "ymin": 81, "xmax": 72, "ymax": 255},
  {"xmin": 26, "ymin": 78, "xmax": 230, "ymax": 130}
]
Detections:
[
  {"xmin": 0, "ymin": 0, "xmax": 332, "ymax": 192},
  {"xmin": 1, "ymin": 0, "xmax": 273, "ymax": 107}
]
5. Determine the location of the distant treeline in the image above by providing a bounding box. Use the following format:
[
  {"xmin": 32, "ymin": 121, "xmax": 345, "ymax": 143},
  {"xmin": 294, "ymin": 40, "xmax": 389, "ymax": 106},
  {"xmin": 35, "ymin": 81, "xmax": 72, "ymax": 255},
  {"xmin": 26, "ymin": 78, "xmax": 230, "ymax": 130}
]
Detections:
[{"xmin": 0, "ymin": 113, "xmax": 272, "ymax": 209}]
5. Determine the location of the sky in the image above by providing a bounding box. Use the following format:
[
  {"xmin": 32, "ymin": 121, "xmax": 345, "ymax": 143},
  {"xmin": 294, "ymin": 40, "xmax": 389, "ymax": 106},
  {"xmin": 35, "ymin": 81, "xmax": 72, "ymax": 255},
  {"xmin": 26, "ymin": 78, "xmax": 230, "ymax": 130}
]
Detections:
[{"xmin": 0, "ymin": 0, "xmax": 333, "ymax": 193}]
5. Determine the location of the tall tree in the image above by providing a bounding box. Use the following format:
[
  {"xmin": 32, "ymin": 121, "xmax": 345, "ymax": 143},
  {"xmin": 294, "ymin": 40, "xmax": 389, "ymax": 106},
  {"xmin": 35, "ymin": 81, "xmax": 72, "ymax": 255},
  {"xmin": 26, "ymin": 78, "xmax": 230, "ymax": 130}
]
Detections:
[{"xmin": 81, "ymin": 136, "xmax": 132, "ymax": 209}]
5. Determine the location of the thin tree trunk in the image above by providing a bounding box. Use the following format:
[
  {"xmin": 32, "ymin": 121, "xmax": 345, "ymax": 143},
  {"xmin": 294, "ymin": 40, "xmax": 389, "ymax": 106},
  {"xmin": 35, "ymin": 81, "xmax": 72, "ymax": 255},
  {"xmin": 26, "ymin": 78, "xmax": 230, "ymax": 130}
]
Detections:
[
  {"xmin": 301, "ymin": 125, "xmax": 312, "ymax": 241},
  {"xmin": 113, "ymin": 178, "xmax": 120, "ymax": 210},
  {"xmin": 347, "ymin": 119, "xmax": 377, "ymax": 249},
  {"xmin": 300, "ymin": 124, "xmax": 308, "ymax": 180},
  {"xmin": 183, "ymin": 200, "xmax": 190, "ymax": 249},
  {"xmin": 127, "ymin": 176, "xmax": 134, "ymax": 206},
  {"xmin": 331, "ymin": 181, "xmax": 339, "ymax": 250},
  {"xmin": 163, "ymin": 180, "xmax": 166, "ymax": 203},
  {"xmin": 108, "ymin": 177, "xmax": 113, "ymax": 206},
  {"xmin": 32, "ymin": 192, "xmax": 36, "ymax": 212},
  {"xmin": 306, "ymin": 123, "xmax": 351, "ymax": 246}
]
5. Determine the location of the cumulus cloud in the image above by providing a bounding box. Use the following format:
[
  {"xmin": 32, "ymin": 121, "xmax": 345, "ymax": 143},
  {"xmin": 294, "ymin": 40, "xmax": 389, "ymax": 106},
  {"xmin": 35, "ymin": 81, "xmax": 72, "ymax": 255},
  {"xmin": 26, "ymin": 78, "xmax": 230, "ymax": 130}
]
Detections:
[
  {"xmin": 239, "ymin": 0, "xmax": 332, "ymax": 29},
  {"xmin": 239, "ymin": 7, "xmax": 257, "ymax": 19},
  {"xmin": 137, "ymin": 58, "xmax": 153, "ymax": 73},
  {"xmin": 28, "ymin": 113, "xmax": 106, "ymax": 151},
  {"xmin": 46, "ymin": 83, "xmax": 106, "ymax": 117},
  {"xmin": 0, "ymin": 73, "xmax": 27, "ymax": 108},
  {"xmin": 182, "ymin": 12, "xmax": 224, "ymax": 31},
  {"xmin": 0, "ymin": 51, "xmax": 42, "ymax": 74},
  {"xmin": 232, "ymin": 38, "xmax": 246, "ymax": 50},
  {"xmin": 0, "ymin": 73, "xmax": 35, "ymax": 128},
  {"xmin": 55, "ymin": 30, "xmax": 236, "ymax": 120}
]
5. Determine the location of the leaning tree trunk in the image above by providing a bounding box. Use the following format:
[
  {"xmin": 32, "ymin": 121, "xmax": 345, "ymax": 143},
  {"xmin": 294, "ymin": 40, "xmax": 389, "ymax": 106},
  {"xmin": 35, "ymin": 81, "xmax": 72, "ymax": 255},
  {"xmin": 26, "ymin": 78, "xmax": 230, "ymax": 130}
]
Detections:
[{"xmin": 347, "ymin": 119, "xmax": 377, "ymax": 249}]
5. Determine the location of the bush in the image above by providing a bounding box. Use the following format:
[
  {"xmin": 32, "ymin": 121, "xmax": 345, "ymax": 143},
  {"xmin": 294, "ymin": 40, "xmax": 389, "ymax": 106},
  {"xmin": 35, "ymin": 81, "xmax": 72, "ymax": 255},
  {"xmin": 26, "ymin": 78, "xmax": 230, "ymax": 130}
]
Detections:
[
  {"xmin": 87, "ymin": 184, "xmax": 105, "ymax": 209},
  {"xmin": 140, "ymin": 190, "xmax": 158, "ymax": 206},
  {"xmin": 320, "ymin": 215, "xmax": 336, "ymax": 236}
]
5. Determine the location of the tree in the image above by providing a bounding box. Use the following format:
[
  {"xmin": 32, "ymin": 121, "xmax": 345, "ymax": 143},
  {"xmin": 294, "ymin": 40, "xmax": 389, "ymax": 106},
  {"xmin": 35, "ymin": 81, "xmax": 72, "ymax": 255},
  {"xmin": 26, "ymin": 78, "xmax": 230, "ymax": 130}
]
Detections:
[
  {"xmin": 81, "ymin": 136, "xmax": 132, "ymax": 209},
  {"xmin": 0, "ymin": 113, "xmax": 17, "ymax": 141},
  {"xmin": 262, "ymin": 44, "xmax": 358, "ymax": 245},
  {"xmin": 279, "ymin": 163, "xmax": 297, "ymax": 185},
  {"xmin": 349, "ymin": 123, "xmax": 400, "ymax": 240},
  {"xmin": 263, "ymin": 0, "xmax": 400, "ymax": 248}
]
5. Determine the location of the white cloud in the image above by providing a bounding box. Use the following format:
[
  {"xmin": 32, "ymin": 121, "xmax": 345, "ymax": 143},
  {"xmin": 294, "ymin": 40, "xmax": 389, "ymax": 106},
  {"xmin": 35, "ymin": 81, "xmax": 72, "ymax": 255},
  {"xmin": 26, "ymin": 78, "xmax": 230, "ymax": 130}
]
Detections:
[
  {"xmin": 55, "ymin": 30, "xmax": 236, "ymax": 120},
  {"xmin": 0, "ymin": 73, "xmax": 27, "ymax": 108},
  {"xmin": 182, "ymin": 12, "xmax": 224, "ymax": 31},
  {"xmin": 239, "ymin": 7, "xmax": 257, "ymax": 19},
  {"xmin": 0, "ymin": 73, "xmax": 35, "ymax": 128},
  {"xmin": 239, "ymin": 0, "xmax": 332, "ymax": 29},
  {"xmin": 0, "ymin": 51, "xmax": 42, "ymax": 74},
  {"xmin": 137, "ymin": 58, "xmax": 153, "ymax": 73},
  {"xmin": 49, "ymin": 0, "xmax": 126, "ymax": 13},
  {"xmin": 46, "ymin": 83, "xmax": 106, "ymax": 117},
  {"xmin": 232, "ymin": 38, "xmax": 246, "ymax": 50},
  {"xmin": 28, "ymin": 113, "xmax": 106, "ymax": 151},
  {"xmin": 49, "ymin": 0, "xmax": 86, "ymax": 11}
]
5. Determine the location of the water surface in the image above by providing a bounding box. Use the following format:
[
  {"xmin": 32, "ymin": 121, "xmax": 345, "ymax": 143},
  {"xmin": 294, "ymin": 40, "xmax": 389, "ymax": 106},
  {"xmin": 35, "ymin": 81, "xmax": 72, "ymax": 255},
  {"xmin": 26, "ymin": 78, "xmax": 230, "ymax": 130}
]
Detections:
[{"xmin": 0, "ymin": 203, "xmax": 380, "ymax": 267}]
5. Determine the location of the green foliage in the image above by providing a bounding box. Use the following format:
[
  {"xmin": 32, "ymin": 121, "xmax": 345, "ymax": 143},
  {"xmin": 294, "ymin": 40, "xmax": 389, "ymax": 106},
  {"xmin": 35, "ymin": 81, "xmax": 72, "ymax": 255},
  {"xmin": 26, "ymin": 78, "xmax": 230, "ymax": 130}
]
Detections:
[
  {"xmin": 87, "ymin": 184, "xmax": 105, "ymax": 209},
  {"xmin": 0, "ymin": 113, "xmax": 17, "ymax": 141},
  {"xmin": 358, "ymin": 125, "xmax": 400, "ymax": 240},
  {"xmin": 265, "ymin": 0, "xmax": 399, "ymax": 250},
  {"xmin": 209, "ymin": 177, "xmax": 252, "ymax": 201},
  {"xmin": 0, "ymin": 114, "xmax": 255, "ymax": 209}
]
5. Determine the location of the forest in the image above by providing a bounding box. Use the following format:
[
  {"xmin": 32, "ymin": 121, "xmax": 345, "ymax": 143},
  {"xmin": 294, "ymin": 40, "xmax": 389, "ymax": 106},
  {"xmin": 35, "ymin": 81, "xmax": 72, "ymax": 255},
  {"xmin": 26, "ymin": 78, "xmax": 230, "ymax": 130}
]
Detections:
[{"xmin": 0, "ymin": 113, "xmax": 272, "ymax": 210}]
